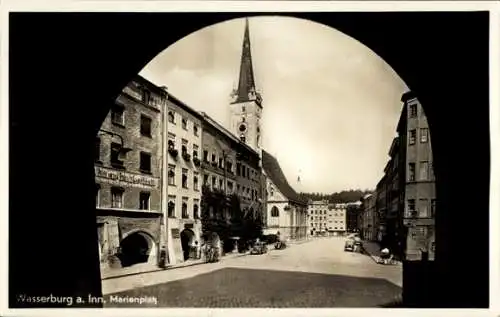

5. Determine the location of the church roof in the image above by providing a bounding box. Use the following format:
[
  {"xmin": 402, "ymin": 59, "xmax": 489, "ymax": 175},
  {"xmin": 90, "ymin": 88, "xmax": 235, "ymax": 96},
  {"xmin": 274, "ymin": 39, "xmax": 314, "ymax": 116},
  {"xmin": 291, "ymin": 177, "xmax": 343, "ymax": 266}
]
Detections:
[
  {"xmin": 262, "ymin": 150, "xmax": 308, "ymax": 206},
  {"xmin": 231, "ymin": 18, "xmax": 262, "ymax": 107}
]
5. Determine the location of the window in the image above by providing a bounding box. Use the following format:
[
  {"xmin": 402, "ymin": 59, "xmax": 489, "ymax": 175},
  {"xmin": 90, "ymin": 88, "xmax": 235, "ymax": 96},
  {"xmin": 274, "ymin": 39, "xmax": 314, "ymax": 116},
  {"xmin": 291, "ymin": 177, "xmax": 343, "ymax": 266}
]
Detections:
[
  {"xmin": 194, "ymin": 173, "xmax": 199, "ymax": 191},
  {"xmin": 409, "ymin": 104, "xmax": 418, "ymax": 117},
  {"xmin": 212, "ymin": 176, "xmax": 217, "ymax": 189},
  {"xmin": 194, "ymin": 125, "xmax": 199, "ymax": 136},
  {"xmin": 182, "ymin": 201, "xmax": 189, "ymax": 218},
  {"xmin": 182, "ymin": 169, "xmax": 188, "ymax": 188},
  {"xmin": 227, "ymin": 161, "xmax": 233, "ymax": 173},
  {"xmin": 431, "ymin": 199, "xmax": 437, "ymax": 217},
  {"xmin": 419, "ymin": 199, "xmax": 429, "ymax": 218},
  {"xmin": 203, "ymin": 174, "xmax": 209, "ymax": 185},
  {"xmin": 271, "ymin": 206, "xmax": 279, "ymax": 217},
  {"xmin": 110, "ymin": 142, "xmax": 124, "ymax": 167},
  {"xmin": 182, "ymin": 117, "xmax": 188, "ymax": 130},
  {"xmin": 409, "ymin": 163, "xmax": 416, "ymax": 181},
  {"xmin": 407, "ymin": 199, "xmax": 416, "ymax": 217},
  {"xmin": 168, "ymin": 165, "xmax": 176, "ymax": 185},
  {"xmin": 420, "ymin": 161, "xmax": 429, "ymax": 180},
  {"xmin": 219, "ymin": 158, "xmax": 224, "ymax": 168},
  {"xmin": 95, "ymin": 137, "xmax": 101, "ymax": 163},
  {"xmin": 95, "ymin": 184, "xmax": 101, "ymax": 207},
  {"xmin": 227, "ymin": 181, "xmax": 234, "ymax": 193},
  {"xmin": 139, "ymin": 192, "xmax": 150, "ymax": 210},
  {"xmin": 242, "ymin": 105, "xmax": 246, "ymax": 112},
  {"xmin": 242, "ymin": 165, "xmax": 246, "ymax": 177},
  {"xmin": 193, "ymin": 145, "xmax": 199, "ymax": 159},
  {"xmin": 168, "ymin": 196, "xmax": 176, "ymax": 218},
  {"xmin": 219, "ymin": 179, "xmax": 224, "ymax": 190},
  {"xmin": 140, "ymin": 152, "xmax": 151, "ymax": 174},
  {"xmin": 420, "ymin": 128, "xmax": 429, "ymax": 143},
  {"xmin": 236, "ymin": 163, "xmax": 241, "ymax": 176},
  {"xmin": 194, "ymin": 203, "xmax": 200, "ymax": 219},
  {"xmin": 409, "ymin": 129, "xmax": 416, "ymax": 145},
  {"xmin": 111, "ymin": 104, "xmax": 125, "ymax": 126},
  {"xmin": 168, "ymin": 110, "xmax": 175, "ymax": 123},
  {"xmin": 211, "ymin": 153, "xmax": 216, "ymax": 163},
  {"xmin": 237, "ymin": 184, "xmax": 240, "ymax": 193},
  {"xmin": 240, "ymin": 134, "xmax": 246, "ymax": 143},
  {"xmin": 142, "ymin": 89, "xmax": 151, "ymax": 104},
  {"xmin": 111, "ymin": 187, "xmax": 124, "ymax": 208},
  {"xmin": 140, "ymin": 115, "xmax": 152, "ymax": 137}
]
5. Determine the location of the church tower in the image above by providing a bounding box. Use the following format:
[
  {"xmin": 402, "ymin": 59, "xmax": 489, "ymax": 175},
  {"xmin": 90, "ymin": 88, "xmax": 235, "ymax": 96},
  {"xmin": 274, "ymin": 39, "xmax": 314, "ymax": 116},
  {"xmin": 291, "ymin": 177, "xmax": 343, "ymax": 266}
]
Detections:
[{"xmin": 230, "ymin": 18, "xmax": 263, "ymax": 157}]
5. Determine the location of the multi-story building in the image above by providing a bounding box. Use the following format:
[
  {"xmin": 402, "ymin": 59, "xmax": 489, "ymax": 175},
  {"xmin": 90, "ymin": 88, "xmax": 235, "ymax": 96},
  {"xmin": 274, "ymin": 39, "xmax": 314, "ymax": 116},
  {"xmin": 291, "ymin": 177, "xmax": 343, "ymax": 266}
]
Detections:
[
  {"xmin": 375, "ymin": 175, "xmax": 387, "ymax": 243},
  {"xmin": 308, "ymin": 200, "xmax": 329, "ymax": 236},
  {"xmin": 200, "ymin": 111, "xmax": 263, "ymax": 221},
  {"xmin": 164, "ymin": 92, "xmax": 204, "ymax": 265},
  {"xmin": 327, "ymin": 203, "xmax": 347, "ymax": 236},
  {"xmin": 228, "ymin": 18, "xmax": 308, "ymax": 240},
  {"xmin": 346, "ymin": 201, "xmax": 362, "ymax": 233},
  {"xmin": 95, "ymin": 76, "xmax": 167, "ymax": 272},
  {"xmin": 399, "ymin": 91, "xmax": 436, "ymax": 261},
  {"xmin": 360, "ymin": 193, "xmax": 377, "ymax": 241}
]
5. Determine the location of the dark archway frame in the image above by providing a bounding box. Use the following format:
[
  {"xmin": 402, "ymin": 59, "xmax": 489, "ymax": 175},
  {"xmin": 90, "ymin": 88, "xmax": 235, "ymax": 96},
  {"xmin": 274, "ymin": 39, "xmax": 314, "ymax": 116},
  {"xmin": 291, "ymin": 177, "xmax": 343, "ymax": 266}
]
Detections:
[{"xmin": 9, "ymin": 12, "xmax": 489, "ymax": 308}]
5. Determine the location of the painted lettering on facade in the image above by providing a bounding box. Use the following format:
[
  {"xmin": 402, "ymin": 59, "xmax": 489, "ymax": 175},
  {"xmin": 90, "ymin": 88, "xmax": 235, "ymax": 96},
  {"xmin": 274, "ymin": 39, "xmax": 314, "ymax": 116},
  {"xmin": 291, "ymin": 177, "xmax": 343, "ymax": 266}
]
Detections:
[{"xmin": 95, "ymin": 166, "xmax": 159, "ymax": 189}]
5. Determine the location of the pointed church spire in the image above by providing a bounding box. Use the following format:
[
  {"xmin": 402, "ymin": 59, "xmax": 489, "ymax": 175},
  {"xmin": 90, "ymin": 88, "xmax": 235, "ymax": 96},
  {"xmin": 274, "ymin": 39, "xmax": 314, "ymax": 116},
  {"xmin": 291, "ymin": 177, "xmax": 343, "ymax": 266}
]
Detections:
[{"xmin": 232, "ymin": 18, "xmax": 262, "ymax": 106}]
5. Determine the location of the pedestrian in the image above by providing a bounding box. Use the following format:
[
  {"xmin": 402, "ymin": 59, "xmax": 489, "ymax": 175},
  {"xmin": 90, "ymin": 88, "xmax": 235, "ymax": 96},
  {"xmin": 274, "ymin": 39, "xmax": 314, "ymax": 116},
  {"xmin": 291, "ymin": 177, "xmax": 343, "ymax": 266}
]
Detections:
[{"xmin": 194, "ymin": 240, "xmax": 200, "ymax": 259}]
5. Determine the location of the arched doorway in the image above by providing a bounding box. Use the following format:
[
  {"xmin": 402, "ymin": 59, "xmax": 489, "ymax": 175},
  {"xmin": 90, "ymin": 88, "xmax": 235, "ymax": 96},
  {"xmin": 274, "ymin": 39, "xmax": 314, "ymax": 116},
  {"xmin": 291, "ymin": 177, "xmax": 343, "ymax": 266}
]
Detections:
[
  {"xmin": 180, "ymin": 229, "xmax": 195, "ymax": 261},
  {"xmin": 119, "ymin": 231, "xmax": 154, "ymax": 267}
]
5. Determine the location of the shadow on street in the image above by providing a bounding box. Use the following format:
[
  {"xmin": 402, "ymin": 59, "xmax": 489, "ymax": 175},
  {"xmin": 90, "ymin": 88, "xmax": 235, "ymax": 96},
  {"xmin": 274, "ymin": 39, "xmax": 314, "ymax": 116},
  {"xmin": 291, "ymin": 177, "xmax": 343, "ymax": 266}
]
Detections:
[{"xmin": 104, "ymin": 267, "xmax": 402, "ymax": 308}]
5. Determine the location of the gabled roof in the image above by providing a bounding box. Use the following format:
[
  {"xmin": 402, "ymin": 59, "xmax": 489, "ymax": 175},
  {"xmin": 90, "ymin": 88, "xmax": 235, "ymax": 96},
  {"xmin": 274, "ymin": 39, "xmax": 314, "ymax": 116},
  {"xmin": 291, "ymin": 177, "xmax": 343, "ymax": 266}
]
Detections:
[{"xmin": 262, "ymin": 150, "xmax": 307, "ymax": 206}]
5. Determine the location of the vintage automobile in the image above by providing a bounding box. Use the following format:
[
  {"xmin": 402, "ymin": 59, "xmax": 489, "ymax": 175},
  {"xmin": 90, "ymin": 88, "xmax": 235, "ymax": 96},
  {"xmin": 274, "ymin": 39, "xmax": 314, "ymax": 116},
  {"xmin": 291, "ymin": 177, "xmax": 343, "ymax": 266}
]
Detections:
[
  {"xmin": 250, "ymin": 241, "xmax": 268, "ymax": 255},
  {"xmin": 344, "ymin": 233, "xmax": 362, "ymax": 252}
]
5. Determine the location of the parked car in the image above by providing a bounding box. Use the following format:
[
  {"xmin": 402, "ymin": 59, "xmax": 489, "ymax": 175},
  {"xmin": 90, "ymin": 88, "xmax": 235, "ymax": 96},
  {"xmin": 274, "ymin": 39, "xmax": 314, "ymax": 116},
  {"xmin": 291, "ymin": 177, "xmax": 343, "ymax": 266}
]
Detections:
[
  {"xmin": 250, "ymin": 241, "xmax": 268, "ymax": 255},
  {"xmin": 344, "ymin": 238, "xmax": 355, "ymax": 252},
  {"xmin": 344, "ymin": 233, "xmax": 362, "ymax": 252}
]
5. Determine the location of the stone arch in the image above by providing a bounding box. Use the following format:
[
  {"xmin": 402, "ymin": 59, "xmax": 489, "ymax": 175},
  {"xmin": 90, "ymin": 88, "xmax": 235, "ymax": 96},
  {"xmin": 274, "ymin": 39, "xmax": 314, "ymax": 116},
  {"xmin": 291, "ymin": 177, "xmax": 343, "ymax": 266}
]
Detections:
[
  {"xmin": 180, "ymin": 229, "xmax": 195, "ymax": 261},
  {"xmin": 119, "ymin": 230, "xmax": 157, "ymax": 267}
]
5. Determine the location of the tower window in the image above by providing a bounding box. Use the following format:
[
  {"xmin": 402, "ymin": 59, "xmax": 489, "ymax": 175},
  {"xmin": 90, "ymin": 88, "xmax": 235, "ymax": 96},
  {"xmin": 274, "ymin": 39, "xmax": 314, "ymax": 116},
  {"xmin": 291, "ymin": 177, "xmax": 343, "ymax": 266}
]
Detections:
[
  {"xmin": 240, "ymin": 134, "xmax": 246, "ymax": 143},
  {"xmin": 242, "ymin": 106, "xmax": 246, "ymax": 112}
]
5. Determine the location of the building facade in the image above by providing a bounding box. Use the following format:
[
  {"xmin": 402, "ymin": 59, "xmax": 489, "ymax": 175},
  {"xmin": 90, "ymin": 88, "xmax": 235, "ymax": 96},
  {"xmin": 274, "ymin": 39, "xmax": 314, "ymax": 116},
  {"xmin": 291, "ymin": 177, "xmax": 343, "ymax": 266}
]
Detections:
[
  {"xmin": 200, "ymin": 112, "xmax": 263, "ymax": 223},
  {"xmin": 308, "ymin": 200, "xmax": 329, "ymax": 236},
  {"xmin": 327, "ymin": 203, "xmax": 347, "ymax": 236},
  {"xmin": 262, "ymin": 150, "xmax": 308, "ymax": 241},
  {"xmin": 399, "ymin": 92, "xmax": 436, "ymax": 261},
  {"xmin": 165, "ymin": 93, "xmax": 204, "ymax": 265},
  {"xmin": 95, "ymin": 76, "xmax": 166, "ymax": 272},
  {"xmin": 346, "ymin": 201, "xmax": 362, "ymax": 233},
  {"xmin": 360, "ymin": 193, "xmax": 377, "ymax": 241}
]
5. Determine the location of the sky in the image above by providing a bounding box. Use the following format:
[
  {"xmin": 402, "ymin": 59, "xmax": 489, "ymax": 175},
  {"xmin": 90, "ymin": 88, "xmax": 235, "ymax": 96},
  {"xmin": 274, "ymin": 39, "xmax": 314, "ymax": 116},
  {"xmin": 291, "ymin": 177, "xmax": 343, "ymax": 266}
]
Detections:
[{"xmin": 139, "ymin": 16, "xmax": 408, "ymax": 194}]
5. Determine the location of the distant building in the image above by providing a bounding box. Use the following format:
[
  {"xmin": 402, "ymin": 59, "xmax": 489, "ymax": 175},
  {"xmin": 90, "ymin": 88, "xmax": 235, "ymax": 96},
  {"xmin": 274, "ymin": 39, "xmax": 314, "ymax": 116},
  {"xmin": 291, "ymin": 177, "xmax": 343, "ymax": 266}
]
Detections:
[
  {"xmin": 327, "ymin": 203, "xmax": 347, "ymax": 236},
  {"xmin": 164, "ymin": 92, "xmax": 204, "ymax": 265},
  {"xmin": 399, "ymin": 91, "xmax": 436, "ymax": 261},
  {"xmin": 95, "ymin": 76, "xmax": 167, "ymax": 272},
  {"xmin": 307, "ymin": 200, "xmax": 329, "ymax": 236}
]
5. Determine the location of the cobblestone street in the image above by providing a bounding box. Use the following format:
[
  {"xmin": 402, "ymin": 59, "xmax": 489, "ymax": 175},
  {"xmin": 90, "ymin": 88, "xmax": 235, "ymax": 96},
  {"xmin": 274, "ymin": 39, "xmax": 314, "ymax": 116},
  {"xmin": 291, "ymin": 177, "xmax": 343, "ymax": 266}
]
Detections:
[{"xmin": 103, "ymin": 237, "xmax": 402, "ymax": 307}]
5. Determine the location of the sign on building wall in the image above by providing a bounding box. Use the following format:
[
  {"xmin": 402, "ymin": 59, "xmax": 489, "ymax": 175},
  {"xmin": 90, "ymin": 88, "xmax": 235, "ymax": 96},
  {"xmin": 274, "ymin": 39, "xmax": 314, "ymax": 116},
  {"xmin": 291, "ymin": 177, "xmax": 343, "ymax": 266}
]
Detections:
[{"xmin": 95, "ymin": 166, "xmax": 159, "ymax": 189}]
